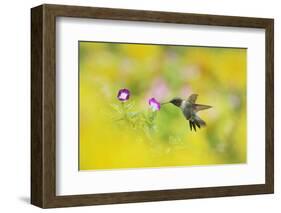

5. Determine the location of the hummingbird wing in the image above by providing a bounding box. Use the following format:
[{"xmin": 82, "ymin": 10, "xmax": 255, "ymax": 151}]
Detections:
[
  {"xmin": 193, "ymin": 104, "xmax": 212, "ymax": 112},
  {"xmin": 187, "ymin": 94, "xmax": 198, "ymax": 104}
]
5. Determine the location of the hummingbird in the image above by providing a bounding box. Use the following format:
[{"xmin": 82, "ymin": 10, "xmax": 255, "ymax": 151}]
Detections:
[{"xmin": 162, "ymin": 94, "xmax": 212, "ymax": 131}]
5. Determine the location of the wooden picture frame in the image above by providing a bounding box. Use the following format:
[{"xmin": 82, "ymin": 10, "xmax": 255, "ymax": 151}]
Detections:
[{"xmin": 31, "ymin": 4, "xmax": 274, "ymax": 208}]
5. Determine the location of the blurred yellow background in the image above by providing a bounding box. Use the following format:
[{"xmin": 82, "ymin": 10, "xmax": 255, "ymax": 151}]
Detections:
[{"xmin": 79, "ymin": 41, "xmax": 247, "ymax": 170}]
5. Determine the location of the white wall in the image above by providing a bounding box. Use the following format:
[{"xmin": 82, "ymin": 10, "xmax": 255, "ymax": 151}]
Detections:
[{"xmin": 0, "ymin": 0, "xmax": 279, "ymax": 212}]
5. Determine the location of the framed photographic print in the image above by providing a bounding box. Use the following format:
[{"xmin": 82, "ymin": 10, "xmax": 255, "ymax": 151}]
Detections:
[{"xmin": 31, "ymin": 4, "xmax": 274, "ymax": 208}]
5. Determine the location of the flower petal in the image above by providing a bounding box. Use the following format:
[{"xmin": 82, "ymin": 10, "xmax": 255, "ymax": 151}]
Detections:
[
  {"xmin": 148, "ymin": 98, "xmax": 161, "ymax": 111},
  {"xmin": 117, "ymin": 88, "xmax": 130, "ymax": 101}
]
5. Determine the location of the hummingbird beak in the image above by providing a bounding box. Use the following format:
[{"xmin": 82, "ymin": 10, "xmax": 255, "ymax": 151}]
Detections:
[{"xmin": 161, "ymin": 101, "xmax": 170, "ymax": 105}]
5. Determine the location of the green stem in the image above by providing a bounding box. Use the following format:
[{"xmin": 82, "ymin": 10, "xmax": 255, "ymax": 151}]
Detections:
[{"xmin": 121, "ymin": 101, "xmax": 133, "ymax": 127}]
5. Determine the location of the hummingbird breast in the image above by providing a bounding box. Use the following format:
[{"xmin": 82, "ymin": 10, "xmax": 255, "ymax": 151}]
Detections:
[{"xmin": 181, "ymin": 101, "xmax": 193, "ymax": 120}]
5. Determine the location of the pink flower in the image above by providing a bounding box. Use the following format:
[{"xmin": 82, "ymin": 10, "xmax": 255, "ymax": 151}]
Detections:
[
  {"xmin": 117, "ymin": 88, "xmax": 130, "ymax": 101},
  {"xmin": 147, "ymin": 78, "xmax": 169, "ymax": 100},
  {"xmin": 148, "ymin": 98, "xmax": 161, "ymax": 111}
]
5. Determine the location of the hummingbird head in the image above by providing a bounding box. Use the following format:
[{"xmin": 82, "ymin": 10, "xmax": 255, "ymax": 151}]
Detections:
[{"xmin": 169, "ymin": 97, "xmax": 183, "ymax": 107}]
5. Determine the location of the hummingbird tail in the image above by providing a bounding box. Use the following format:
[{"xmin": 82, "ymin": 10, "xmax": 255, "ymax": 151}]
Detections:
[
  {"xmin": 189, "ymin": 116, "xmax": 206, "ymax": 131},
  {"xmin": 195, "ymin": 115, "xmax": 206, "ymax": 127}
]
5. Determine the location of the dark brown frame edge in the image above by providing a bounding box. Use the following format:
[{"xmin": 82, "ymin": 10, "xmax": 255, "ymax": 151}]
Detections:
[{"xmin": 31, "ymin": 4, "xmax": 274, "ymax": 208}]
